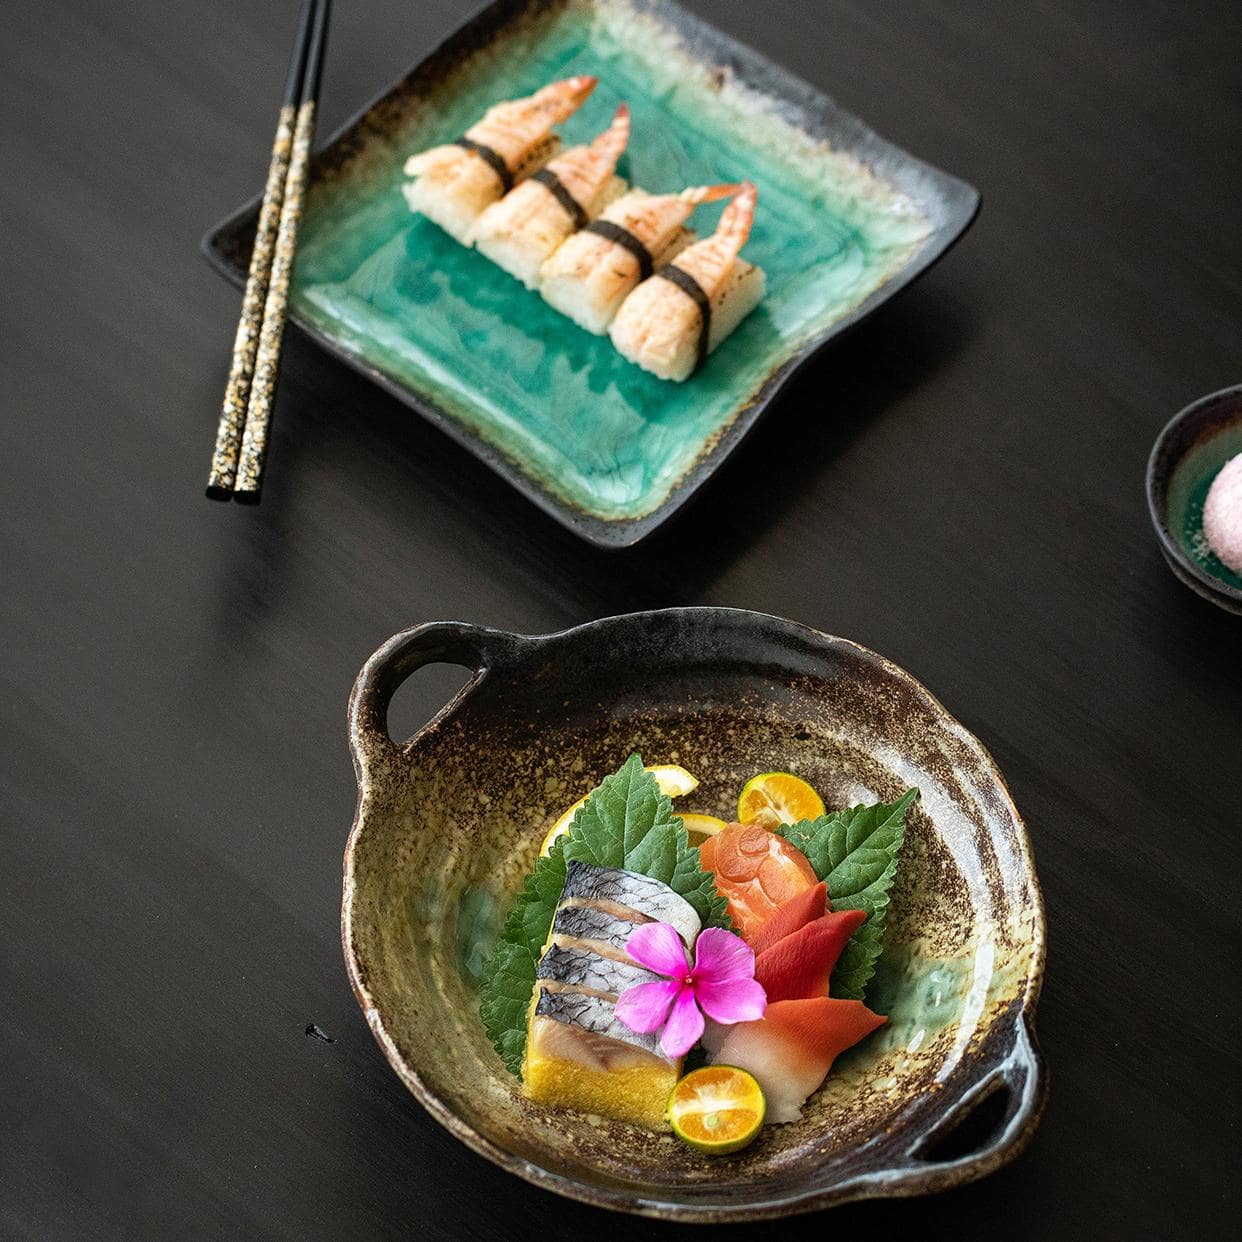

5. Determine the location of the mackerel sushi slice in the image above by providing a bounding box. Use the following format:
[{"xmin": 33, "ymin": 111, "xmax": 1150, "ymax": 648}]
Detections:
[
  {"xmin": 559, "ymin": 860, "xmax": 701, "ymax": 948},
  {"xmin": 550, "ymin": 903, "xmax": 648, "ymax": 962},
  {"xmin": 523, "ymin": 987, "xmax": 679, "ymax": 1129},
  {"xmin": 533, "ymin": 987, "xmax": 669, "ymax": 1053},
  {"xmin": 535, "ymin": 943, "xmax": 658, "ymax": 997},
  {"xmin": 522, "ymin": 862, "xmax": 696, "ymax": 1128}
]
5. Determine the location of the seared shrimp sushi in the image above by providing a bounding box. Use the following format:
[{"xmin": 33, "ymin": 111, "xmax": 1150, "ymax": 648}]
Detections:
[
  {"xmin": 539, "ymin": 182, "xmax": 738, "ymax": 335},
  {"xmin": 469, "ymin": 105, "xmax": 631, "ymax": 289},
  {"xmin": 402, "ymin": 76, "xmax": 598, "ymax": 243},
  {"xmin": 610, "ymin": 181, "xmax": 764, "ymax": 381}
]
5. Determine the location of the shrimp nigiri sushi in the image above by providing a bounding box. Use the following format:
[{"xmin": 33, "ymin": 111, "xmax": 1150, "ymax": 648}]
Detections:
[
  {"xmin": 539, "ymin": 182, "xmax": 738, "ymax": 335},
  {"xmin": 469, "ymin": 104, "xmax": 631, "ymax": 289},
  {"xmin": 402, "ymin": 76, "xmax": 598, "ymax": 244},
  {"xmin": 610, "ymin": 181, "xmax": 764, "ymax": 381}
]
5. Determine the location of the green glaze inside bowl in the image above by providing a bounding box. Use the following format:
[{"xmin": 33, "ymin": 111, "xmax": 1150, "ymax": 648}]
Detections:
[
  {"xmin": 343, "ymin": 614, "xmax": 1046, "ymax": 1220},
  {"xmin": 293, "ymin": 0, "xmax": 930, "ymax": 522},
  {"xmin": 1165, "ymin": 421, "xmax": 1242, "ymax": 592}
]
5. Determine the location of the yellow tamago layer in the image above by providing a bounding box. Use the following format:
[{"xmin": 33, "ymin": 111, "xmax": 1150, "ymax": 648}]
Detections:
[{"xmin": 523, "ymin": 1046, "xmax": 676, "ymax": 1131}]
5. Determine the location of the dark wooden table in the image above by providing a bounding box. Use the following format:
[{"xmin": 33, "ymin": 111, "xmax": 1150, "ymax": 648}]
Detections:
[{"xmin": 3, "ymin": 1, "xmax": 1240, "ymax": 1237}]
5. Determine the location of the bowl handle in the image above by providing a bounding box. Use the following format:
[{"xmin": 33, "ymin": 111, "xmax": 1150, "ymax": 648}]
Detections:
[
  {"xmin": 898, "ymin": 1011, "xmax": 1045, "ymax": 1176},
  {"xmin": 348, "ymin": 621, "xmax": 527, "ymax": 776}
]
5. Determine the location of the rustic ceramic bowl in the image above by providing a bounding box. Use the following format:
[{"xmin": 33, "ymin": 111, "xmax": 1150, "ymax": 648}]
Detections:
[
  {"xmin": 342, "ymin": 609, "xmax": 1046, "ymax": 1219},
  {"xmin": 1147, "ymin": 384, "xmax": 1242, "ymax": 615}
]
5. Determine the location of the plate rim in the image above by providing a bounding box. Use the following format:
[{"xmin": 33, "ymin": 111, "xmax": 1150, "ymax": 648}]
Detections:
[
  {"xmin": 341, "ymin": 606, "xmax": 1046, "ymax": 1220},
  {"xmin": 1145, "ymin": 382, "xmax": 1242, "ymax": 613},
  {"xmin": 203, "ymin": 0, "xmax": 980, "ymax": 546}
]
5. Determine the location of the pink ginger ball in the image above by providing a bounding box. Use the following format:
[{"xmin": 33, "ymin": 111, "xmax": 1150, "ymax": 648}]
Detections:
[{"xmin": 1203, "ymin": 453, "xmax": 1242, "ymax": 575}]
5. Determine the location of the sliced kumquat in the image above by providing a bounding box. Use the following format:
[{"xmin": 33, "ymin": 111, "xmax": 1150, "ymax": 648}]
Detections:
[
  {"xmin": 667, "ymin": 1065, "xmax": 766, "ymax": 1155},
  {"xmin": 736, "ymin": 772, "xmax": 826, "ymax": 828}
]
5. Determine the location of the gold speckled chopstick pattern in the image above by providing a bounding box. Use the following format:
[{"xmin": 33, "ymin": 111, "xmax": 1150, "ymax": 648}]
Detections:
[
  {"xmin": 206, "ymin": 105, "xmax": 295, "ymax": 497},
  {"xmin": 205, "ymin": 0, "xmax": 329, "ymax": 503},
  {"xmin": 233, "ymin": 97, "xmax": 316, "ymax": 500}
]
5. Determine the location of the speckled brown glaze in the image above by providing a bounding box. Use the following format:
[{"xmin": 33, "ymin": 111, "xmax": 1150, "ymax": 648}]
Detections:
[
  {"xmin": 235, "ymin": 98, "xmax": 316, "ymax": 496},
  {"xmin": 342, "ymin": 609, "xmax": 1046, "ymax": 1220},
  {"xmin": 207, "ymin": 104, "xmax": 295, "ymax": 495}
]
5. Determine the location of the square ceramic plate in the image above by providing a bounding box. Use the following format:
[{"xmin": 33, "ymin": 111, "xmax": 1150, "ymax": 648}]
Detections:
[{"xmin": 203, "ymin": 0, "xmax": 979, "ymax": 546}]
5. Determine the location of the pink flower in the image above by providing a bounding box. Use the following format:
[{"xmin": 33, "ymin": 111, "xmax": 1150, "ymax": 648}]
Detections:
[{"xmin": 615, "ymin": 922, "xmax": 767, "ymax": 1058}]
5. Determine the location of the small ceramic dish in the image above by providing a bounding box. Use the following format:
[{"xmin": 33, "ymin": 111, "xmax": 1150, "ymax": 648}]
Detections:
[
  {"xmin": 342, "ymin": 608, "xmax": 1046, "ymax": 1220},
  {"xmin": 1147, "ymin": 384, "xmax": 1242, "ymax": 615},
  {"xmin": 204, "ymin": 0, "xmax": 978, "ymax": 547}
]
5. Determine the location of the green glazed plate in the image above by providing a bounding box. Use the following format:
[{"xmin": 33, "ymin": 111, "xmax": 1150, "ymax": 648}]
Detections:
[{"xmin": 204, "ymin": 0, "xmax": 979, "ymax": 545}]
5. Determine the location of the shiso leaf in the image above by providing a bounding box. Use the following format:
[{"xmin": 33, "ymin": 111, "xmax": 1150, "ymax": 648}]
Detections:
[
  {"xmin": 777, "ymin": 788, "xmax": 919, "ymax": 1001},
  {"xmin": 479, "ymin": 754, "xmax": 730, "ymax": 1077}
]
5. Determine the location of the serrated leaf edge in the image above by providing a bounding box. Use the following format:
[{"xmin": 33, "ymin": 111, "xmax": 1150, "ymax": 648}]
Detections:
[
  {"xmin": 478, "ymin": 755, "xmax": 729, "ymax": 1077},
  {"xmin": 776, "ymin": 788, "xmax": 918, "ymax": 1001}
]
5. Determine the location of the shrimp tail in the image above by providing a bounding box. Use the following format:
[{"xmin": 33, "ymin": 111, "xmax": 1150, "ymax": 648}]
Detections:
[
  {"xmin": 533, "ymin": 75, "xmax": 599, "ymax": 123},
  {"xmin": 714, "ymin": 180, "xmax": 758, "ymax": 255},
  {"xmin": 592, "ymin": 103, "xmax": 631, "ymax": 161},
  {"xmin": 677, "ymin": 181, "xmax": 742, "ymax": 207}
]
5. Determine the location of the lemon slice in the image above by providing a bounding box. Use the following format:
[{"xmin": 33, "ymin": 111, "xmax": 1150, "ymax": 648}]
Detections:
[
  {"xmin": 644, "ymin": 763, "xmax": 700, "ymax": 798},
  {"xmin": 678, "ymin": 813, "xmax": 728, "ymax": 847},
  {"xmin": 668, "ymin": 1065, "xmax": 765, "ymax": 1155},
  {"xmin": 539, "ymin": 795, "xmax": 589, "ymax": 858},
  {"xmin": 737, "ymin": 772, "xmax": 825, "ymax": 828},
  {"xmin": 540, "ymin": 764, "xmax": 700, "ymax": 856}
]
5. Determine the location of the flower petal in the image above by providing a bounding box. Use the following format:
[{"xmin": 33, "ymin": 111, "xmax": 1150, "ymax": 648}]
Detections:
[
  {"xmin": 692, "ymin": 926, "xmax": 757, "ymax": 987},
  {"xmin": 615, "ymin": 980, "xmax": 679, "ymax": 1034},
  {"xmin": 658, "ymin": 985, "xmax": 705, "ymax": 1058},
  {"xmin": 696, "ymin": 976, "xmax": 767, "ymax": 1025},
  {"xmin": 625, "ymin": 922, "xmax": 691, "ymax": 978}
]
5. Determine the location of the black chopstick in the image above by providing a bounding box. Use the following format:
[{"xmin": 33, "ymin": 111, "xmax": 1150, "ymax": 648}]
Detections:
[
  {"xmin": 207, "ymin": 0, "xmax": 319, "ymax": 500},
  {"xmin": 232, "ymin": 0, "xmax": 332, "ymax": 504}
]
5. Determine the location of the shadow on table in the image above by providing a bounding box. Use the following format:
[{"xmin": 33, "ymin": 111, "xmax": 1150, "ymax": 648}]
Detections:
[
  {"xmin": 1140, "ymin": 553, "xmax": 1242, "ymax": 697},
  {"xmin": 627, "ymin": 282, "xmax": 976, "ymax": 584},
  {"xmin": 207, "ymin": 278, "xmax": 975, "ymax": 628}
]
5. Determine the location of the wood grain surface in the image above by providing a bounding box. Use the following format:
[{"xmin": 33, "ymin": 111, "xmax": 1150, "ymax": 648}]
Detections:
[{"xmin": 1, "ymin": 1, "xmax": 1239, "ymax": 1238}]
